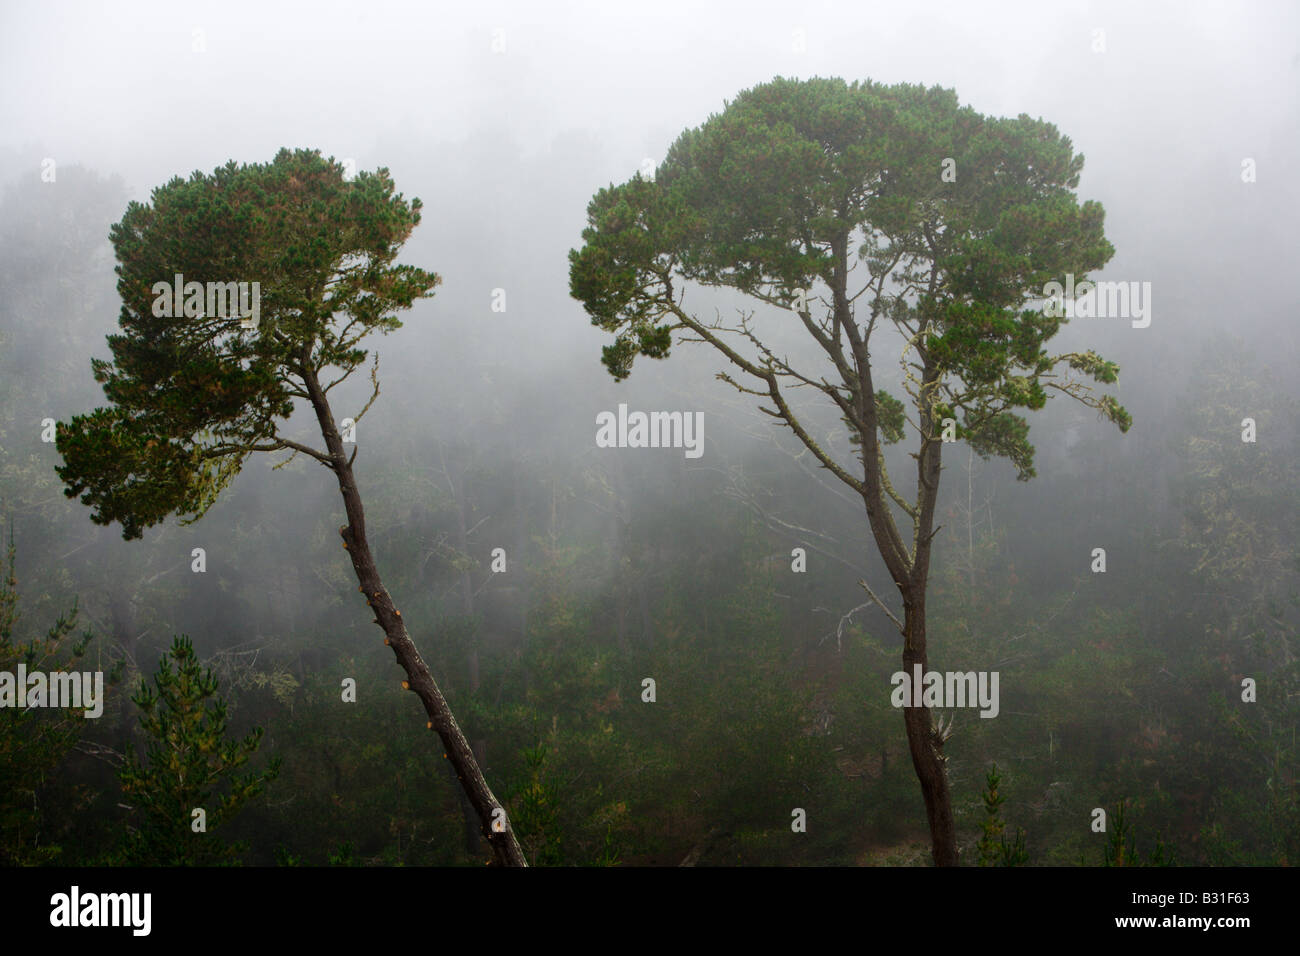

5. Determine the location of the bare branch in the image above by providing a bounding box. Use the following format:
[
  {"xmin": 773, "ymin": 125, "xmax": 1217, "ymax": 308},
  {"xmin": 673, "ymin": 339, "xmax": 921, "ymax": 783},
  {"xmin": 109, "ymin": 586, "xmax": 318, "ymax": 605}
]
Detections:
[
  {"xmin": 200, "ymin": 438, "xmax": 334, "ymax": 466},
  {"xmin": 878, "ymin": 449, "xmax": 918, "ymax": 519},
  {"xmin": 858, "ymin": 578, "xmax": 904, "ymax": 634},
  {"xmin": 821, "ymin": 600, "xmax": 872, "ymax": 652},
  {"xmin": 665, "ymin": 299, "xmax": 866, "ymax": 496}
]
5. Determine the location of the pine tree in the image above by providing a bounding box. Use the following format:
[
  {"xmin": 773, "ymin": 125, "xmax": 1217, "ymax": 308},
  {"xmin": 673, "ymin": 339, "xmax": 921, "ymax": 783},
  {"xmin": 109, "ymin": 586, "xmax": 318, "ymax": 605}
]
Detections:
[
  {"xmin": 55, "ymin": 148, "xmax": 527, "ymax": 865},
  {"xmin": 976, "ymin": 764, "xmax": 1027, "ymax": 866},
  {"xmin": 570, "ymin": 76, "xmax": 1129, "ymax": 865},
  {"xmin": 0, "ymin": 532, "xmax": 108, "ymax": 865},
  {"xmin": 1101, "ymin": 799, "xmax": 1175, "ymax": 867},
  {"xmin": 511, "ymin": 742, "xmax": 564, "ymax": 866},
  {"xmin": 116, "ymin": 635, "xmax": 279, "ymax": 865}
]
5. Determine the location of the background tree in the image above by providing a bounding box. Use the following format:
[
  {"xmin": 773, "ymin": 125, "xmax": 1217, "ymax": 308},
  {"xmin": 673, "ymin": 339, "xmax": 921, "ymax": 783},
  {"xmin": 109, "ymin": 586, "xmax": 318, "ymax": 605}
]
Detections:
[
  {"xmin": 976, "ymin": 764, "xmax": 1027, "ymax": 866},
  {"xmin": 1165, "ymin": 340, "xmax": 1300, "ymax": 864},
  {"xmin": 0, "ymin": 532, "xmax": 109, "ymax": 864},
  {"xmin": 1099, "ymin": 799, "xmax": 1174, "ymax": 867},
  {"xmin": 116, "ymin": 635, "xmax": 279, "ymax": 865},
  {"xmin": 570, "ymin": 76, "xmax": 1130, "ymax": 865},
  {"xmin": 54, "ymin": 148, "xmax": 527, "ymax": 864}
]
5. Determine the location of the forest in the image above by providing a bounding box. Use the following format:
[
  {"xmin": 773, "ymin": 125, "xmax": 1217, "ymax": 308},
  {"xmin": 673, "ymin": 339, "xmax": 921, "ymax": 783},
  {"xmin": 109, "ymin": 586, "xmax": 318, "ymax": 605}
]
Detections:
[{"xmin": 0, "ymin": 2, "xmax": 1296, "ymax": 875}]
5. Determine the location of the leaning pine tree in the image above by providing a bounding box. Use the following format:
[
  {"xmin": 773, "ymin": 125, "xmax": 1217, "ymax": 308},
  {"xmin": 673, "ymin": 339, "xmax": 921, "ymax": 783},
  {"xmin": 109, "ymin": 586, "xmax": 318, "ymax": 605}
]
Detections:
[
  {"xmin": 56, "ymin": 148, "xmax": 527, "ymax": 865},
  {"xmin": 570, "ymin": 77, "xmax": 1131, "ymax": 865}
]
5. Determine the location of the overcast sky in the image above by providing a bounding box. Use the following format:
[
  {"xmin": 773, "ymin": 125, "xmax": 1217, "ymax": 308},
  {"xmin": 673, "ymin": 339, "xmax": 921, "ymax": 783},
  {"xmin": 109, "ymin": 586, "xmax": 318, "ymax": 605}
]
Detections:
[
  {"xmin": 3, "ymin": 0, "xmax": 1297, "ymax": 399},
  {"xmin": 4, "ymin": 1, "xmax": 1293, "ymax": 188}
]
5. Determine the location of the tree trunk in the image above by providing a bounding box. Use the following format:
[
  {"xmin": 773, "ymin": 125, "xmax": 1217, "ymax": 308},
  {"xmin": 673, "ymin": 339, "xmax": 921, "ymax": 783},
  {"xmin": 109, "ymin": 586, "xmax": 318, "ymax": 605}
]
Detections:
[
  {"xmin": 303, "ymin": 363, "xmax": 527, "ymax": 866},
  {"xmin": 899, "ymin": 353, "xmax": 960, "ymax": 867},
  {"xmin": 900, "ymin": 593, "xmax": 959, "ymax": 866},
  {"xmin": 446, "ymin": 748, "xmax": 482, "ymax": 856},
  {"xmin": 835, "ymin": 232, "xmax": 958, "ymax": 866}
]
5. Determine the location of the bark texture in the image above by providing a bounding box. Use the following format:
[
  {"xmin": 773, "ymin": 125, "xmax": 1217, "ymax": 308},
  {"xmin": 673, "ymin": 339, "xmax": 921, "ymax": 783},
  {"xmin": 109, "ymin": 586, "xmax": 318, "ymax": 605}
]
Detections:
[{"xmin": 303, "ymin": 362, "xmax": 527, "ymax": 867}]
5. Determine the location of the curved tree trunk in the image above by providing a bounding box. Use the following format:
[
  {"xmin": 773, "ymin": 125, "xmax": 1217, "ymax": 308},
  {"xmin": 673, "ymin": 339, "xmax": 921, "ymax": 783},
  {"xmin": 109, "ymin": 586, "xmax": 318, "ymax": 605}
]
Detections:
[
  {"xmin": 897, "ymin": 354, "xmax": 960, "ymax": 867},
  {"xmin": 901, "ymin": 594, "xmax": 958, "ymax": 866},
  {"xmin": 302, "ymin": 362, "xmax": 527, "ymax": 867},
  {"xmin": 847, "ymin": 333, "xmax": 959, "ymax": 862},
  {"xmin": 838, "ymin": 245, "xmax": 958, "ymax": 866}
]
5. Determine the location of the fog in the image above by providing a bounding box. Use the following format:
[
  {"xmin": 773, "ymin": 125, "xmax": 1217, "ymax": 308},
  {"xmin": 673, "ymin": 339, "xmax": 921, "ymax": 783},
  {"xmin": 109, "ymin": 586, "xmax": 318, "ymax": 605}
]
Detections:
[{"xmin": 1, "ymin": 0, "xmax": 1296, "ymax": 872}]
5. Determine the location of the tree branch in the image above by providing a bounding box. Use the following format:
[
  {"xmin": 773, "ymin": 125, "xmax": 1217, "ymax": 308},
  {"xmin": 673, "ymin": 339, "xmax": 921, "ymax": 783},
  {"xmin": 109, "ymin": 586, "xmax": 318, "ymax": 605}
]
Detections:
[{"xmin": 858, "ymin": 578, "xmax": 904, "ymax": 634}]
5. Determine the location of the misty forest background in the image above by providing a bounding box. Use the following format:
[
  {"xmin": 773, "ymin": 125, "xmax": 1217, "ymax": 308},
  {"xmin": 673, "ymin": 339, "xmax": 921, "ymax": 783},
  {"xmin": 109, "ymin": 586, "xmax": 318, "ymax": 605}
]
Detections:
[{"xmin": 1, "ymin": 2, "xmax": 1297, "ymax": 866}]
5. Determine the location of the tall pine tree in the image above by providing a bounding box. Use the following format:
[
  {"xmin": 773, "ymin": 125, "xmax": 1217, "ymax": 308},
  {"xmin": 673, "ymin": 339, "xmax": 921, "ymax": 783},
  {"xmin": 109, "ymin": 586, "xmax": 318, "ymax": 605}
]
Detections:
[{"xmin": 55, "ymin": 149, "xmax": 527, "ymax": 864}]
